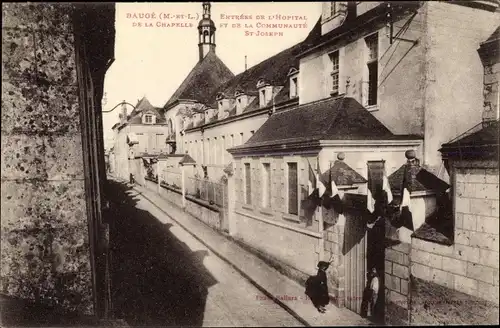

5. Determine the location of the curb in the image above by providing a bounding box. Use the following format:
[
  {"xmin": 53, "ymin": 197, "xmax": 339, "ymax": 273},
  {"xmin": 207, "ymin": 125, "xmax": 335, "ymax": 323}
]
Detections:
[{"xmin": 127, "ymin": 182, "xmax": 312, "ymax": 327}]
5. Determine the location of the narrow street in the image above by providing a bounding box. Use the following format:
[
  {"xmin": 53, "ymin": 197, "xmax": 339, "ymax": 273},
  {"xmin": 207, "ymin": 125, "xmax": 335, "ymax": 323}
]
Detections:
[{"xmin": 106, "ymin": 179, "xmax": 303, "ymax": 327}]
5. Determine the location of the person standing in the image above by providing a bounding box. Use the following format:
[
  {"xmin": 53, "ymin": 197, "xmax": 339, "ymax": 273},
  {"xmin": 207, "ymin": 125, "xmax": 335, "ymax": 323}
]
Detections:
[
  {"xmin": 367, "ymin": 267, "xmax": 379, "ymax": 318},
  {"xmin": 305, "ymin": 261, "xmax": 331, "ymax": 313}
]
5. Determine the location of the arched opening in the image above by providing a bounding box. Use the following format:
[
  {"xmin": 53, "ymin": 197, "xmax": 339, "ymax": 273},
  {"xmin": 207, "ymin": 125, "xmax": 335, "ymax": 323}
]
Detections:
[{"xmin": 203, "ymin": 30, "xmax": 209, "ymax": 43}]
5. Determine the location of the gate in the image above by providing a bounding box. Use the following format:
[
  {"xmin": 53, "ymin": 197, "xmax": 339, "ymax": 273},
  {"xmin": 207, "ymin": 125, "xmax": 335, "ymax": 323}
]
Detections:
[{"xmin": 343, "ymin": 210, "xmax": 368, "ymax": 315}]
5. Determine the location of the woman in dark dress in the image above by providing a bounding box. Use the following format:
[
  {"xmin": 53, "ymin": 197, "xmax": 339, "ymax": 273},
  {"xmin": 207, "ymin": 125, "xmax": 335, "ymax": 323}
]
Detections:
[{"xmin": 305, "ymin": 261, "xmax": 330, "ymax": 313}]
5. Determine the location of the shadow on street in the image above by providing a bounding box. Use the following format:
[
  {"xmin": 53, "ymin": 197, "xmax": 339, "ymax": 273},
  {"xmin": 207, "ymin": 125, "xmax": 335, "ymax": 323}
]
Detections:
[{"xmin": 106, "ymin": 179, "xmax": 218, "ymax": 327}]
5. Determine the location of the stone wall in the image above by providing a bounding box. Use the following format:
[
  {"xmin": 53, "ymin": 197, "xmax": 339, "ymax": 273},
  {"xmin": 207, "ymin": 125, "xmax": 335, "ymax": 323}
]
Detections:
[
  {"xmin": 1, "ymin": 3, "xmax": 93, "ymax": 314},
  {"xmin": 323, "ymin": 216, "xmax": 346, "ymax": 307},
  {"xmin": 410, "ymin": 162, "xmax": 499, "ymax": 304},
  {"xmin": 385, "ymin": 242, "xmax": 411, "ymax": 325}
]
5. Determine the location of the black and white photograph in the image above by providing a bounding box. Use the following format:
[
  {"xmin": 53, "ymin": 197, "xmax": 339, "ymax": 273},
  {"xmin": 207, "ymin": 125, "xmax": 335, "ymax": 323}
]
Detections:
[{"xmin": 1, "ymin": 1, "xmax": 499, "ymax": 326}]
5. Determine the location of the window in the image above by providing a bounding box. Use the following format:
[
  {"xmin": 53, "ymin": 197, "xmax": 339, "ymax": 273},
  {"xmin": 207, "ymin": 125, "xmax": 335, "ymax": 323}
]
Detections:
[
  {"xmin": 206, "ymin": 138, "xmax": 210, "ymax": 163},
  {"xmin": 329, "ymin": 51, "xmax": 340, "ymax": 95},
  {"xmin": 214, "ymin": 137, "xmax": 218, "ymax": 164},
  {"xmin": 237, "ymin": 98, "xmax": 241, "ymax": 104},
  {"xmin": 156, "ymin": 134, "xmax": 164, "ymax": 151},
  {"xmin": 230, "ymin": 134, "xmax": 234, "ymax": 147},
  {"xmin": 221, "ymin": 136, "xmax": 225, "ymax": 163},
  {"xmin": 287, "ymin": 163, "xmax": 298, "ymax": 215},
  {"xmin": 262, "ymin": 163, "xmax": 271, "ymax": 208},
  {"xmin": 145, "ymin": 115, "xmax": 153, "ymax": 124},
  {"xmin": 250, "ymin": 130, "xmax": 255, "ymax": 136},
  {"xmin": 365, "ymin": 33, "xmax": 379, "ymax": 106},
  {"xmin": 330, "ymin": 2, "xmax": 337, "ymax": 16},
  {"xmin": 240, "ymin": 132, "xmax": 244, "ymax": 145},
  {"xmin": 290, "ymin": 76, "xmax": 298, "ymax": 98},
  {"xmin": 260, "ymin": 89, "xmax": 266, "ymax": 107},
  {"xmin": 244, "ymin": 163, "xmax": 252, "ymax": 205}
]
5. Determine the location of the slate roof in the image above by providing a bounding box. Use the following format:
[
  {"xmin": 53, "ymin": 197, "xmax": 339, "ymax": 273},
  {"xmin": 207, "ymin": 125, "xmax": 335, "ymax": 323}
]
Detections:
[
  {"xmin": 388, "ymin": 164, "xmax": 450, "ymax": 194},
  {"xmin": 319, "ymin": 159, "xmax": 367, "ymax": 186},
  {"xmin": 164, "ymin": 51, "xmax": 234, "ymax": 108},
  {"xmin": 204, "ymin": 17, "xmax": 322, "ymax": 112},
  {"xmin": 440, "ymin": 120, "xmax": 499, "ymax": 160},
  {"xmin": 127, "ymin": 97, "xmax": 166, "ymax": 124},
  {"xmin": 233, "ymin": 97, "xmax": 420, "ymax": 149}
]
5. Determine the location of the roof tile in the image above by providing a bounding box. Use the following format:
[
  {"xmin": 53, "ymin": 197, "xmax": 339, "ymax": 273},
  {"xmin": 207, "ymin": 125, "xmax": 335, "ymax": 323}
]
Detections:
[
  {"xmin": 242, "ymin": 97, "xmax": 418, "ymax": 148},
  {"xmin": 164, "ymin": 51, "xmax": 234, "ymax": 107}
]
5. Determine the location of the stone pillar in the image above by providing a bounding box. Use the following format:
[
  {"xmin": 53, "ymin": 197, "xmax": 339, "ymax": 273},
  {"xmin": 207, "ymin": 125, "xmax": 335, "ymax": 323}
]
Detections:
[
  {"xmin": 384, "ymin": 242, "xmax": 411, "ymax": 325},
  {"xmin": 224, "ymin": 163, "xmax": 237, "ymax": 236},
  {"xmin": 324, "ymin": 214, "xmax": 346, "ymax": 308},
  {"xmin": 157, "ymin": 159, "xmax": 162, "ymax": 194},
  {"xmin": 181, "ymin": 164, "xmax": 186, "ymax": 208}
]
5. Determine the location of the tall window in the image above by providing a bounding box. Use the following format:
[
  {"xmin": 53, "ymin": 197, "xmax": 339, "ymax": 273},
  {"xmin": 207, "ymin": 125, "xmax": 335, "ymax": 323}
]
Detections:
[
  {"xmin": 195, "ymin": 140, "xmax": 198, "ymax": 161},
  {"xmin": 287, "ymin": 163, "xmax": 298, "ymax": 215},
  {"xmin": 330, "ymin": 2, "xmax": 337, "ymax": 16},
  {"xmin": 206, "ymin": 138, "xmax": 210, "ymax": 164},
  {"xmin": 366, "ymin": 33, "xmax": 379, "ymax": 106},
  {"xmin": 290, "ymin": 76, "xmax": 298, "ymax": 98},
  {"xmin": 230, "ymin": 134, "xmax": 234, "ymax": 147},
  {"xmin": 156, "ymin": 134, "xmax": 164, "ymax": 151},
  {"xmin": 240, "ymin": 132, "xmax": 244, "ymax": 145},
  {"xmin": 250, "ymin": 130, "xmax": 255, "ymax": 136},
  {"xmin": 214, "ymin": 137, "xmax": 218, "ymax": 165},
  {"xmin": 329, "ymin": 51, "xmax": 340, "ymax": 95},
  {"xmin": 221, "ymin": 136, "xmax": 226, "ymax": 164},
  {"xmin": 244, "ymin": 163, "xmax": 252, "ymax": 205},
  {"xmin": 262, "ymin": 163, "xmax": 271, "ymax": 208},
  {"xmin": 260, "ymin": 89, "xmax": 266, "ymax": 107}
]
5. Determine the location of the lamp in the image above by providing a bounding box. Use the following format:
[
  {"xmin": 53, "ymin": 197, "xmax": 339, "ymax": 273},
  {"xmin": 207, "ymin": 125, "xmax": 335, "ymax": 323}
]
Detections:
[{"xmin": 102, "ymin": 100, "xmax": 136, "ymax": 113}]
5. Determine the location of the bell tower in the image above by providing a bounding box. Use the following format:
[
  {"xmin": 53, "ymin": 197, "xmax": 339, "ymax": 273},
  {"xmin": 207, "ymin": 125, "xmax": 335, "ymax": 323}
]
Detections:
[{"xmin": 198, "ymin": 2, "xmax": 216, "ymax": 61}]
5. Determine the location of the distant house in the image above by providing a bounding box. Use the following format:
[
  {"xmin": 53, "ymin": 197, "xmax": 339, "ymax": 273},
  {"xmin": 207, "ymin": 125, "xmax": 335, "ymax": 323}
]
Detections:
[{"xmin": 112, "ymin": 97, "xmax": 168, "ymax": 181}]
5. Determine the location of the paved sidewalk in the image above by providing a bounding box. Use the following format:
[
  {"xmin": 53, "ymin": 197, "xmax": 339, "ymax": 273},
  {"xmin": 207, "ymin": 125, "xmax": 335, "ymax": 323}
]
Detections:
[{"xmin": 116, "ymin": 177, "xmax": 372, "ymax": 327}]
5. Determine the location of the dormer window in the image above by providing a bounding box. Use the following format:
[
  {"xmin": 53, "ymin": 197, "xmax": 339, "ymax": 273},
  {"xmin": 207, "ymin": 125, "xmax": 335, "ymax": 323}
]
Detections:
[
  {"xmin": 326, "ymin": 2, "xmax": 347, "ymax": 19},
  {"xmin": 257, "ymin": 79, "xmax": 273, "ymax": 108},
  {"xmin": 260, "ymin": 89, "xmax": 266, "ymax": 107},
  {"xmin": 143, "ymin": 113, "xmax": 155, "ymax": 124},
  {"xmin": 288, "ymin": 68, "xmax": 299, "ymax": 99},
  {"xmin": 235, "ymin": 89, "xmax": 249, "ymax": 115}
]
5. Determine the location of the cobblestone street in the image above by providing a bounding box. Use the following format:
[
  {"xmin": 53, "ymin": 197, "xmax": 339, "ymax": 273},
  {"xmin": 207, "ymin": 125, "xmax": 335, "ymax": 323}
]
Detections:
[{"xmin": 107, "ymin": 180, "xmax": 304, "ymax": 327}]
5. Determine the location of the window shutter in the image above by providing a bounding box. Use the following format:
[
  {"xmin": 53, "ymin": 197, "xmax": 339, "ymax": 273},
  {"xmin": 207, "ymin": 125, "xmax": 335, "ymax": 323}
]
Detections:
[{"xmin": 288, "ymin": 163, "xmax": 298, "ymax": 215}]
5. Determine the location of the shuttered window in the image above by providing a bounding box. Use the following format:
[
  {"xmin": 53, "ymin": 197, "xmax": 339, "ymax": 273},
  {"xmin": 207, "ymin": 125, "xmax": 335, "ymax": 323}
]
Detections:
[
  {"xmin": 288, "ymin": 163, "xmax": 298, "ymax": 215},
  {"xmin": 245, "ymin": 163, "xmax": 252, "ymax": 205}
]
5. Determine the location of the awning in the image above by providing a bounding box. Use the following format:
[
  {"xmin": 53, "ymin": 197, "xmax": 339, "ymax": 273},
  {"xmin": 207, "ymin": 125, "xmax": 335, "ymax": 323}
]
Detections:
[{"xmin": 127, "ymin": 133, "xmax": 139, "ymax": 145}]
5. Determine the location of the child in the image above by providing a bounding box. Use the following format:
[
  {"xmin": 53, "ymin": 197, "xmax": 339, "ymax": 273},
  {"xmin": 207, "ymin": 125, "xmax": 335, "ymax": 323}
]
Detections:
[{"xmin": 367, "ymin": 267, "xmax": 379, "ymax": 318}]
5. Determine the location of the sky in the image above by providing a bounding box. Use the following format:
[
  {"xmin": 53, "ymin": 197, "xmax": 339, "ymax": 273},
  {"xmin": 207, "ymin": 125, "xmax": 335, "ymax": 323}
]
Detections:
[{"xmin": 102, "ymin": 2, "xmax": 322, "ymax": 146}]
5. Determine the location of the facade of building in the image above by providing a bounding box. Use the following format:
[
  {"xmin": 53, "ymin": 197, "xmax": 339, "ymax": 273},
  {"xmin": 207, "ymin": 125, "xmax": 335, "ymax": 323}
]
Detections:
[
  {"xmin": 225, "ymin": 0, "xmax": 499, "ymax": 319},
  {"xmin": 111, "ymin": 97, "xmax": 169, "ymax": 181},
  {"xmin": 424, "ymin": 25, "xmax": 500, "ymax": 305},
  {"xmin": 106, "ymin": 0, "xmax": 499, "ymax": 321},
  {"xmin": 2, "ymin": 2, "xmax": 115, "ymax": 319}
]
